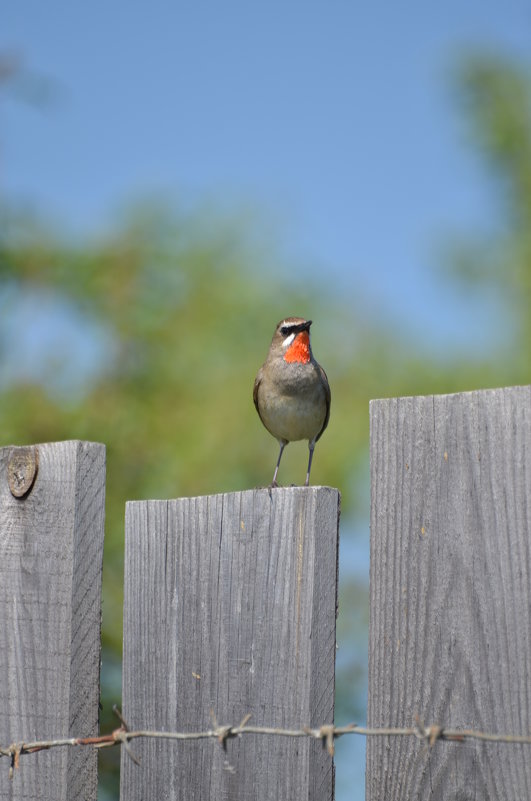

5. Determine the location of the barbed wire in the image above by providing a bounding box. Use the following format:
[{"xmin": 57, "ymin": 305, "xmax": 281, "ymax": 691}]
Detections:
[{"xmin": 2, "ymin": 707, "xmax": 531, "ymax": 779}]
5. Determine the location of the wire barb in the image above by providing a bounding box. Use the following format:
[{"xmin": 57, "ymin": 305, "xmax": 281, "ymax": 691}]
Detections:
[
  {"xmin": 413, "ymin": 715, "xmax": 443, "ymax": 748},
  {"xmin": 111, "ymin": 706, "xmax": 140, "ymax": 764},
  {"xmin": 8, "ymin": 744, "xmax": 22, "ymax": 780},
  {"xmin": 318, "ymin": 724, "xmax": 336, "ymax": 756}
]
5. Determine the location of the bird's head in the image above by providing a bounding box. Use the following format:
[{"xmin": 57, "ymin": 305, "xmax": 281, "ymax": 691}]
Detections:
[{"xmin": 272, "ymin": 317, "xmax": 312, "ymax": 364}]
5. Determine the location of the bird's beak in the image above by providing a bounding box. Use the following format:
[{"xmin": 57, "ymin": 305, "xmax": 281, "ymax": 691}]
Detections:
[{"xmin": 295, "ymin": 320, "xmax": 312, "ymax": 333}]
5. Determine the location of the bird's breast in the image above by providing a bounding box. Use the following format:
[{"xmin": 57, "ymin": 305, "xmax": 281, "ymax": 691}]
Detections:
[{"xmin": 257, "ymin": 362, "xmax": 327, "ymax": 443}]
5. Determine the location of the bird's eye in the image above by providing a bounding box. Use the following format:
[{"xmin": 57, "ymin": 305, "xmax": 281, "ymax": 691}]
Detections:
[{"xmin": 280, "ymin": 325, "xmax": 294, "ymax": 336}]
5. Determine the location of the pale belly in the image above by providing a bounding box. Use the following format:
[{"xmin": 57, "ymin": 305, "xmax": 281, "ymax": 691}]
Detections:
[{"xmin": 258, "ymin": 388, "xmax": 327, "ymax": 443}]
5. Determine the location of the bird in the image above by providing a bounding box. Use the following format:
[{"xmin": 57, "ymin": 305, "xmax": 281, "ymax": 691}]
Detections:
[{"xmin": 253, "ymin": 317, "xmax": 331, "ymax": 487}]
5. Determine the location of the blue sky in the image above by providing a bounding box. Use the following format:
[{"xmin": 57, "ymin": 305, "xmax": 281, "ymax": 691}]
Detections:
[
  {"xmin": 3, "ymin": 1, "xmax": 530, "ymax": 354},
  {"xmin": 2, "ymin": 4, "xmax": 530, "ymax": 798}
]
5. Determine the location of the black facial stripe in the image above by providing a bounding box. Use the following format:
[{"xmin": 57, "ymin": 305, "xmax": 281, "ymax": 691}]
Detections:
[{"xmin": 280, "ymin": 320, "xmax": 311, "ymax": 336}]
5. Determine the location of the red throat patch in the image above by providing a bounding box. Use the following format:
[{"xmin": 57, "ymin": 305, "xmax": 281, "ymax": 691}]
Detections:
[{"xmin": 284, "ymin": 331, "xmax": 311, "ymax": 364}]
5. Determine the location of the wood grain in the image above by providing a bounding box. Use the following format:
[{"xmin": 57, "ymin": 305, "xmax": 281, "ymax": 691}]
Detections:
[
  {"xmin": 121, "ymin": 486, "xmax": 340, "ymax": 801},
  {"xmin": 0, "ymin": 441, "xmax": 106, "ymax": 801},
  {"xmin": 367, "ymin": 386, "xmax": 531, "ymax": 800}
]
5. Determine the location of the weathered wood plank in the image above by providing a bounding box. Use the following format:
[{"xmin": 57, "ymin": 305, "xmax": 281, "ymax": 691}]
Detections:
[
  {"xmin": 367, "ymin": 385, "xmax": 531, "ymax": 800},
  {"xmin": 121, "ymin": 486, "xmax": 340, "ymax": 801},
  {"xmin": 0, "ymin": 441, "xmax": 106, "ymax": 801}
]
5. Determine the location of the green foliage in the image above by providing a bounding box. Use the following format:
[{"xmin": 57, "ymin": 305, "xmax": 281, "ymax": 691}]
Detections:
[
  {"xmin": 457, "ymin": 57, "xmax": 531, "ymax": 209},
  {"xmin": 449, "ymin": 54, "xmax": 531, "ymax": 374}
]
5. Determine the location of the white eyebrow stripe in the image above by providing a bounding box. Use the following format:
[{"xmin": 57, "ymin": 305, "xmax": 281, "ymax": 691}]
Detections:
[{"xmin": 282, "ymin": 333, "xmax": 295, "ymax": 348}]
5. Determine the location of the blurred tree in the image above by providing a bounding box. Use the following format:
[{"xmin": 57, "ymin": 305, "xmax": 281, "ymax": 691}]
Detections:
[{"xmin": 448, "ymin": 54, "xmax": 531, "ymax": 379}]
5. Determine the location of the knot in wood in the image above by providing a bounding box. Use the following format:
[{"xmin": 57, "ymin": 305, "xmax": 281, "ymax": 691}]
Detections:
[{"xmin": 7, "ymin": 446, "xmax": 39, "ymax": 498}]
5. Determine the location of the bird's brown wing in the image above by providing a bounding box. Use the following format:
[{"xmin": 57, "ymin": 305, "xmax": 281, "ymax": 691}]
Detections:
[
  {"xmin": 315, "ymin": 362, "xmax": 331, "ymax": 442},
  {"xmin": 253, "ymin": 368, "xmax": 265, "ymax": 423}
]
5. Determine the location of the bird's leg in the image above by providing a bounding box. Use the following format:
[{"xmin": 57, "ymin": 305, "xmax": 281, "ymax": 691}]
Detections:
[
  {"xmin": 271, "ymin": 441, "xmax": 286, "ymax": 487},
  {"xmin": 305, "ymin": 441, "xmax": 316, "ymax": 487}
]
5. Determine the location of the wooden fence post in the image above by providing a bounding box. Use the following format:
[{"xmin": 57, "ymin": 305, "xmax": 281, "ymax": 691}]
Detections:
[
  {"xmin": 0, "ymin": 441, "xmax": 106, "ymax": 800},
  {"xmin": 367, "ymin": 385, "xmax": 531, "ymax": 799},
  {"xmin": 121, "ymin": 486, "xmax": 340, "ymax": 801}
]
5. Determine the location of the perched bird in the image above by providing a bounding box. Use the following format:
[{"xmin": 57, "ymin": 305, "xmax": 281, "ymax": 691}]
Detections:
[{"xmin": 253, "ymin": 317, "xmax": 331, "ymax": 487}]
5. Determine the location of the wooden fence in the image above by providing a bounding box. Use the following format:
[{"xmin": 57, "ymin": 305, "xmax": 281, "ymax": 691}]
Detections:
[
  {"xmin": 367, "ymin": 384, "xmax": 531, "ymax": 799},
  {"xmin": 0, "ymin": 441, "xmax": 106, "ymax": 801},
  {"xmin": 0, "ymin": 384, "xmax": 530, "ymax": 800},
  {"xmin": 0, "ymin": 441, "xmax": 339, "ymax": 801}
]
